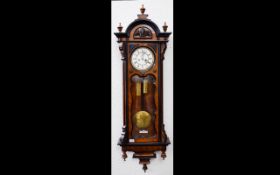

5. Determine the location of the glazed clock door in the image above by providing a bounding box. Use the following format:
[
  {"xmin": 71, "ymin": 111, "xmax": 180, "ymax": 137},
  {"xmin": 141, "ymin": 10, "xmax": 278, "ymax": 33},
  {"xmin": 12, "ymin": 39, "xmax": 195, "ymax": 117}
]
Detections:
[{"xmin": 129, "ymin": 46, "xmax": 158, "ymax": 143}]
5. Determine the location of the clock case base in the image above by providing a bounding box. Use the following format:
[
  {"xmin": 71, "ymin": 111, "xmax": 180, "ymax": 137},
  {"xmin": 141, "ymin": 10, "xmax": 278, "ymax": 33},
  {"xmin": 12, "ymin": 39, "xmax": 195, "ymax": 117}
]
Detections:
[{"xmin": 118, "ymin": 129, "xmax": 170, "ymax": 172}]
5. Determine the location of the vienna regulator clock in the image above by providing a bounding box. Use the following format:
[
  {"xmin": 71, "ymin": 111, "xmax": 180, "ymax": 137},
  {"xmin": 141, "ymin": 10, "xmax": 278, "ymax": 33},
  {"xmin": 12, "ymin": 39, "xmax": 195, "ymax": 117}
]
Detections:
[{"xmin": 115, "ymin": 5, "xmax": 171, "ymax": 172}]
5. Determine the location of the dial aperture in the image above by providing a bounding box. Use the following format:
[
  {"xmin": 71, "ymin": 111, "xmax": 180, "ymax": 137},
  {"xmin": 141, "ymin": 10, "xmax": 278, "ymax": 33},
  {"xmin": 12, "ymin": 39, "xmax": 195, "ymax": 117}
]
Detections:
[{"xmin": 131, "ymin": 47, "xmax": 154, "ymax": 71}]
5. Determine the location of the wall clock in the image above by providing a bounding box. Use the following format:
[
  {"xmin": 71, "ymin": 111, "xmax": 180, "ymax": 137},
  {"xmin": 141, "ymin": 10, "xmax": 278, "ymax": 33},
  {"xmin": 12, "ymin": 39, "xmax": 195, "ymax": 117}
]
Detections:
[{"xmin": 114, "ymin": 5, "xmax": 171, "ymax": 172}]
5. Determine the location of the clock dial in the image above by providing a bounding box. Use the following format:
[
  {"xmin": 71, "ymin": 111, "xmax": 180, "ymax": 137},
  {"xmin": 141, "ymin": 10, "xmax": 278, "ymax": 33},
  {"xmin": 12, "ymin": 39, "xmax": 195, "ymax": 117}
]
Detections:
[{"xmin": 131, "ymin": 47, "xmax": 154, "ymax": 71}]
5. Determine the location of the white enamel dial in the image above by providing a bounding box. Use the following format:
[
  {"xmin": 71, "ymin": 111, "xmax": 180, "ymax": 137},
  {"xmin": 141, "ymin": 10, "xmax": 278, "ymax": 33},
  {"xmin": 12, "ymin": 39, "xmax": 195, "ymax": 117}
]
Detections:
[{"xmin": 131, "ymin": 47, "xmax": 154, "ymax": 71}]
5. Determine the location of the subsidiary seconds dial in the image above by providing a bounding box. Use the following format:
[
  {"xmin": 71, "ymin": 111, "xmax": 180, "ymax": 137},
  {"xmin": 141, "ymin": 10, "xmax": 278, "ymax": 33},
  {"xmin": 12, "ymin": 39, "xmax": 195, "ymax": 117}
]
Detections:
[{"xmin": 131, "ymin": 47, "xmax": 154, "ymax": 71}]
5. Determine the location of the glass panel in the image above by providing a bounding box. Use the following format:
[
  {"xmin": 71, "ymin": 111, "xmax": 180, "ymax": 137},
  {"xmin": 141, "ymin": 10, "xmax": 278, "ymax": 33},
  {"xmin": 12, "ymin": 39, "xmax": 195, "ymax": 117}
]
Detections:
[{"xmin": 131, "ymin": 75, "xmax": 156, "ymax": 139}]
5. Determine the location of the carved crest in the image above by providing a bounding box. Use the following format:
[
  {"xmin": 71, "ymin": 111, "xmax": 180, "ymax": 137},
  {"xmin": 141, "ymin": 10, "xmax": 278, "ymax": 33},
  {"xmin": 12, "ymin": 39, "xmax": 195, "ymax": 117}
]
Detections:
[{"xmin": 134, "ymin": 27, "xmax": 152, "ymax": 39}]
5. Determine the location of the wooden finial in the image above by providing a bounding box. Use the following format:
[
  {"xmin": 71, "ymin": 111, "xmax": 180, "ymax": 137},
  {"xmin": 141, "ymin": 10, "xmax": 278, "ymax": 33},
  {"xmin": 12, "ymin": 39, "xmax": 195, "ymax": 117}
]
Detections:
[
  {"xmin": 143, "ymin": 164, "xmax": 148, "ymax": 172},
  {"xmin": 163, "ymin": 22, "xmax": 168, "ymax": 32},
  {"xmin": 137, "ymin": 4, "xmax": 149, "ymax": 19},
  {"xmin": 140, "ymin": 4, "xmax": 145, "ymax": 14},
  {"xmin": 117, "ymin": 23, "xmax": 123, "ymax": 32}
]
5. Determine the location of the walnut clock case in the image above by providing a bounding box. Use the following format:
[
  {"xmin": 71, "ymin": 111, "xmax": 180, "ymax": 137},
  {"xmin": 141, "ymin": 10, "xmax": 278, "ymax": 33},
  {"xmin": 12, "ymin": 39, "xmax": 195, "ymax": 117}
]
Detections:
[{"xmin": 114, "ymin": 5, "xmax": 171, "ymax": 172}]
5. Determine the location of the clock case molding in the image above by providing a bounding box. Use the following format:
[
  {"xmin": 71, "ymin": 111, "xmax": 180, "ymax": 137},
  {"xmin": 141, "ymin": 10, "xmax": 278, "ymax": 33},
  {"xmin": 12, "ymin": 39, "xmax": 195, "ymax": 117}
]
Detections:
[{"xmin": 114, "ymin": 6, "xmax": 171, "ymax": 172}]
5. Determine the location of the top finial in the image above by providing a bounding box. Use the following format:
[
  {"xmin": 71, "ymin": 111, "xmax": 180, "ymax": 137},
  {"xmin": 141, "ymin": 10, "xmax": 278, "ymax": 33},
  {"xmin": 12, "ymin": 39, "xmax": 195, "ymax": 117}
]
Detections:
[
  {"xmin": 137, "ymin": 4, "xmax": 149, "ymax": 20},
  {"xmin": 140, "ymin": 4, "xmax": 145, "ymax": 14},
  {"xmin": 163, "ymin": 22, "xmax": 168, "ymax": 32},
  {"xmin": 117, "ymin": 23, "xmax": 123, "ymax": 32}
]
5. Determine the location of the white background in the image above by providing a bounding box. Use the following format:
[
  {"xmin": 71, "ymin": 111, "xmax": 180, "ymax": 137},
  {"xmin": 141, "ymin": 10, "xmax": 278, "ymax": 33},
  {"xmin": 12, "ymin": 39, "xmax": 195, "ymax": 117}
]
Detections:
[{"xmin": 112, "ymin": 0, "xmax": 173, "ymax": 174}]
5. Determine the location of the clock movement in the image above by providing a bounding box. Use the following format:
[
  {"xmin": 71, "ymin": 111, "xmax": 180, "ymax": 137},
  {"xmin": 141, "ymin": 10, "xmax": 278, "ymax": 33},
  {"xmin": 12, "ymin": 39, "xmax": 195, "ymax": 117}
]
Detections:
[{"xmin": 114, "ymin": 5, "xmax": 171, "ymax": 172}]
